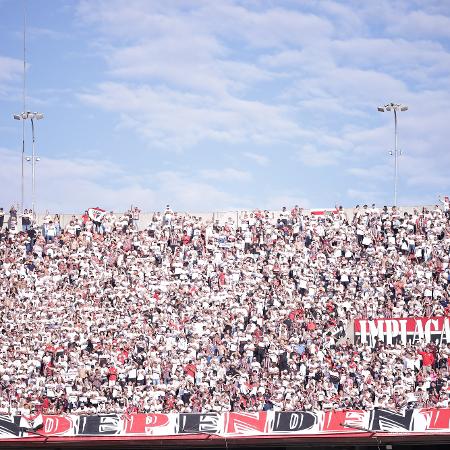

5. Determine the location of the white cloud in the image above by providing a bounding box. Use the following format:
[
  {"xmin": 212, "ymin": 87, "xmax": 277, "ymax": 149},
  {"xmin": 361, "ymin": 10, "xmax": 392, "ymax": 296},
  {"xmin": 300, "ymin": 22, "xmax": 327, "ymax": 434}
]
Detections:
[
  {"xmin": 317, "ymin": 1, "xmax": 364, "ymax": 36},
  {"xmin": 347, "ymin": 188, "xmax": 385, "ymax": 203},
  {"xmin": 200, "ymin": 168, "xmax": 252, "ymax": 182},
  {"xmin": 0, "ymin": 56, "xmax": 22, "ymax": 83},
  {"xmin": 296, "ymin": 144, "xmax": 341, "ymax": 167},
  {"xmin": 243, "ymin": 151, "xmax": 269, "ymax": 166},
  {"xmin": 0, "ymin": 147, "xmax": 246, "ymax": 213},
  {"xmin": 105, "ymin": 38, "xmax": 275, "ymax": 96},
  {"xmin": 154, "ymin": 170, "xmax": 247, "ymax": 211},
  {"xmin": 0, "ymin": 56, "xmax": 23, "ymax": 97},
  {"xmin": 347, "ymin": 164, "xmax": 391, "ymax": 181},
  {"xmin": 77, "ymin": 1, "xmax": 334, "ymax": 48},
  {"xmin": 28, "ymin": 27, "xmax": 69, "ymax": 40},
  {"xmin": 387, "ymin": 11, "xmax": 450, "ymax": 39},
  {"xmin": 1, "ymin": 146, "xmax": 314, "ymax": 213},
  {"xmin": 295, "ymin": 67, "xmax": 409, "ymax": 111},
  {"xmin": 205, "ymin": 4, "xmax": 334, "ymax": 48},
  {"xmin": 401, "ymin": 154, "xmax": 450, "ymax": 189},
  {"xmin": 106, "ymin": 37, "xmax": 229, "ymax": 95},
  {"xmin": 79, "ymin": 82, "xmax": 306, "ymax": 149},
  {"xmin": 264, "ymin": 192, "xmax": 310, "ymax": 210},
  {"xmin": 331, "ymin": 38, "xmax": 450, "ymax": 76}
]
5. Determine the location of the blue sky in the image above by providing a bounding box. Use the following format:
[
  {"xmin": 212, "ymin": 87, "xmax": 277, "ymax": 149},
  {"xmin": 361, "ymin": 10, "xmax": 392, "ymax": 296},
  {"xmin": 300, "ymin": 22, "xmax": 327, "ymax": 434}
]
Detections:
[{"xmin": 1, "ymin": 0, "xmax": 450, "ymax": 213}]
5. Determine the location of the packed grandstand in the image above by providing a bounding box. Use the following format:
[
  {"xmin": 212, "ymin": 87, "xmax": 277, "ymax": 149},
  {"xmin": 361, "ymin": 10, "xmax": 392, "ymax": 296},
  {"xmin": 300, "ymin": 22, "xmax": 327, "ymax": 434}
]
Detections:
[{"xmin": 1, "ymin": 199, "xmax": 450, "ymax": 418}]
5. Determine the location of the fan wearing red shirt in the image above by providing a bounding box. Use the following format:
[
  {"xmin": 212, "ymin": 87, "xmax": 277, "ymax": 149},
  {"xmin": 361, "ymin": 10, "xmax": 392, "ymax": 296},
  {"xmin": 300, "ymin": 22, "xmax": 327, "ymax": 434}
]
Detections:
[
  {"xmin": 117, "ymin": 349, "xmax": 128, "ymax": 365},
  {"xmin": 289, "ymin": 309, "xmax": 304, "ymax": 321},
  {"xmin": 108, "ymin": 365, "xmax": 118, "ymax": 387},
  {"xmin": 418, "ymin": 347, "xmax": 435, "ymax": 373},
  {"xmin": 218, "ymin": 271, "xmax": 226, "ymax": 287},
  {"xmin": 165, "ymin": 394, "xmax": 176, "ymax": 410},
  {"xmin": 181, "ymin": 231, "xmax": 191, "ymax": 245},
  {"xmin": 41, "ymin": 395, "xmax": 50, "ymax": 412},
  {"xmin": 184, "ymin": 360, "xmax": 196, "ymax": 383}
]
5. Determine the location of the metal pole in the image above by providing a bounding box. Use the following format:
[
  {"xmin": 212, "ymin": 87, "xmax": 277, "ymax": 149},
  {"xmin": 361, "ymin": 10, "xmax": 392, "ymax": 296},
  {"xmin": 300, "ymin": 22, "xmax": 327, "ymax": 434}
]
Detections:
[
  {"xmin": 21, "ymin": 121, "xmax": 25, "ymax": 214},
  {"xmin": 31, "ymin": 117, "xmax": 36, "ymax": 214},
  {"xmin": 394, "ymin": 108, "xmax": 398, "ymax": 207},
  {"xmin": 378, "ymin": 103, "xmax": 407, "ymax": 207},
  {"xmin": 21, "ymin": 0, "xmax": 27, "ymax": 213}
]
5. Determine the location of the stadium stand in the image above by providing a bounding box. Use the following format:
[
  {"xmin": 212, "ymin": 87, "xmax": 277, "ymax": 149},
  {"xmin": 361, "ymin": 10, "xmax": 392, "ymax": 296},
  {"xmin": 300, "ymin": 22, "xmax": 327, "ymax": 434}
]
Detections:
[{"xmin": 0, "ymin": 199, "xmax": 450, "ymax": 417}]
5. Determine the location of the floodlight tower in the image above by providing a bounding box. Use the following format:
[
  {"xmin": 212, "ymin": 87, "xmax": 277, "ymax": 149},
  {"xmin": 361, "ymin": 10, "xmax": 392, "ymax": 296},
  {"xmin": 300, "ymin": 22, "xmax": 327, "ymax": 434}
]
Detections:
[
  {"xmin": 13, "ymin": 112, "xmax": 44, "ymax": 214},
  {"xmin": 377, "ymin": 102, "xmax": 408, "ymax": 207}
]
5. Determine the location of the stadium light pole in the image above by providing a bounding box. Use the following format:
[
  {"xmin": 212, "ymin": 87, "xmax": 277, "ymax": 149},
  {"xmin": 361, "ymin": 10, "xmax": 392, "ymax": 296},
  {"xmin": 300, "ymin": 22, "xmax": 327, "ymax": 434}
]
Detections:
[
  {"xmin": 13, "ymin": 112, "xmax": 44, "ymax": 214},
  {"xmin": 377, "ymin": 102, "xmax": 408, "ymax": 207},
  {"xmin": 13, "ymin": 114, "xmax": 26, "ymax": 214}
]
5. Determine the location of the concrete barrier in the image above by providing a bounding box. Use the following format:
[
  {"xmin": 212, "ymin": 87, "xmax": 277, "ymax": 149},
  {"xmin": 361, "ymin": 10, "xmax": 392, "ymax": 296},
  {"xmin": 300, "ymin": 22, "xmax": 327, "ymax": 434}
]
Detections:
[{"xmin": 0, "ymin": 204, "xmax": 439, "ymax": 230}]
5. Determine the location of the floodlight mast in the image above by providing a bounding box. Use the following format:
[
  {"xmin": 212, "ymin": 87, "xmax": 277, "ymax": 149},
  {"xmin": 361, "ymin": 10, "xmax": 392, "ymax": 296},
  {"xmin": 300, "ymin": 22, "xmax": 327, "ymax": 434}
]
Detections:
[
  {"xmin": 378, "ymin": 102, "xmax": 408, "ymax": 207},
  {"xmin": 13, "ymin": 112, "xmax": 44, "ymax": 215}
]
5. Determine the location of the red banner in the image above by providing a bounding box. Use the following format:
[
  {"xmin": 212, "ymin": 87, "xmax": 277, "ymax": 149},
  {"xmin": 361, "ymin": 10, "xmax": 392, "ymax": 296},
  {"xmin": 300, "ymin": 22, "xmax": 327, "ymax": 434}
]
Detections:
[
  {"xmin": 2, "ymin": 409, "xmax": 450, "ymax": 440},
  {"xmin": 310, "ymin": 208, "xmax": 338, "ymax": 216},
  {"xmin": 354, "ymin": 317, "xmax": 450, "ymax": 347}
]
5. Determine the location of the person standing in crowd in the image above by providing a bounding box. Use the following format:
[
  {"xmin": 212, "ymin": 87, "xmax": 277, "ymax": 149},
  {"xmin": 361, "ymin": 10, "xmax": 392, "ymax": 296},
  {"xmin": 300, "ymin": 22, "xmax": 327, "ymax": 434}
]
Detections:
[
  {"xmin": 8, "ymin": 204, "xmax": 17, "ymax": 229},
  {"xmin": 439, "ymin": 195, "xmax": 450, "ymax": 219},
  {"xmin": 164, "ymin": 205, "xmax": 174, "ymax": 226},
  {"xmin": 45, "ymin": 220, "xmax": 57, "ymax": 243},
  {"xmin": 22, "ymin": 209, "xmax": 32, "ymax": 232},
  {"xmin": 54, "ymin": 214, "xmax": 61, "ymax": 236},
  {"xmin": 132, "ymin": 206, "xmax": 141, "ymax": 230},
  {"xmin": 26, "ymin": 224, "xmax": 37, "ymax": 254}
]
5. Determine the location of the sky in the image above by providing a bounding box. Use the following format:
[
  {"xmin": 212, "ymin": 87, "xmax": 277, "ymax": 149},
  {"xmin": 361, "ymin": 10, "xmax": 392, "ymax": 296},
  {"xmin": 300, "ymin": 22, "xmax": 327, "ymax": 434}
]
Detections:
[{"xmin": 1, "ymin": 0, "xmax": 450, "ymax": 213}]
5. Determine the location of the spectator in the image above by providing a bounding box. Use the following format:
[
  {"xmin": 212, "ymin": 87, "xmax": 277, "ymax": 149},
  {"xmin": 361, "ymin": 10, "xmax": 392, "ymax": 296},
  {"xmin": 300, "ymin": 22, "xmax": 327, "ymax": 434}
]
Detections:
[{"xmin": 21, "ymin": 209, "xmax": 32, "ymax": 232}]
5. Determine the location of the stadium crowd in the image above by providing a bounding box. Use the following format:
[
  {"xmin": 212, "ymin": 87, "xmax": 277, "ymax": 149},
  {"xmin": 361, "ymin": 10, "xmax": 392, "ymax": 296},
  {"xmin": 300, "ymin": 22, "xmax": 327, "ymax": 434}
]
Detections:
[{"xmin": 1, "ymin": 199, "xmax": 450, "ymax": 416}]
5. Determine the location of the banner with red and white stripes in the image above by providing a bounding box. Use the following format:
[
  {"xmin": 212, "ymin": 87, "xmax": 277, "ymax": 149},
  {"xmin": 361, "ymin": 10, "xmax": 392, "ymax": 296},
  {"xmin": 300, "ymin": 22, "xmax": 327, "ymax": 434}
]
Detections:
[{"xmin": 2, "ymin": 409, "xmax": 450, "ymax": 440}]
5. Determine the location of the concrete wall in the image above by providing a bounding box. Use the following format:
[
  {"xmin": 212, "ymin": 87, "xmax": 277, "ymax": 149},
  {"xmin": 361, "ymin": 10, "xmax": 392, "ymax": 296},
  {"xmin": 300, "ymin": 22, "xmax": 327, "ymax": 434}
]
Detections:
[{"xmin": 1, "ymin": 205, "xmax": 438, "ymax": 230}]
